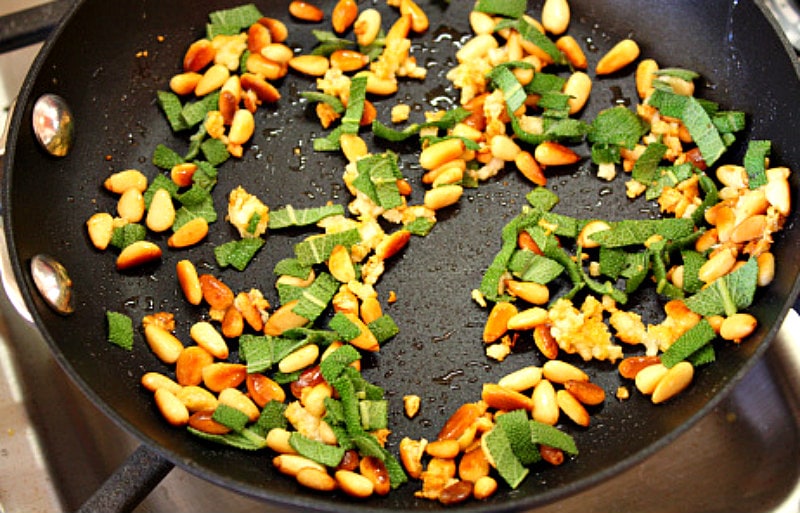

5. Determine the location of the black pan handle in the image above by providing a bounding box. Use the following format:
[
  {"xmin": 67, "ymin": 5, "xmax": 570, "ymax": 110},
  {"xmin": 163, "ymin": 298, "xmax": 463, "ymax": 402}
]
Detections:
[
  {"xmin": 0, "ymin": 0, "xmax": 77, "ymax": 54},
  {"xmin": 75, "ymin": 445, "xmax": 174, "ymax": 513}
]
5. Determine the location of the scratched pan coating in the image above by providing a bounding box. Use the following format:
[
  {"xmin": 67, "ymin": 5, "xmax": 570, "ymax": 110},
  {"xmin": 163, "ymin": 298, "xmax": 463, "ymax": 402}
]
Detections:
[{"xmin": 4, "ymin": 0, "xmax": 800, "ymax": 510}]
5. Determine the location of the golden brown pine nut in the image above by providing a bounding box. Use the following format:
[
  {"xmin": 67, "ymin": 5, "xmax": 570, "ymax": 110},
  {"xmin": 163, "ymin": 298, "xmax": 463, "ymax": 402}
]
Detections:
[
  {"xmin": 651, "ymin": 361, "xmax": 694, "ymax": 404},
  {"xmin": 245, "ymin": 53, "xmax": 286, "ymax": 81},
  {"xmin": 228, "ymin": 109, "xmax": 255, "ymax": 145},
  {"xmin": 482, "ymin": 383, "xmax": 535, "ymax": 411},
  {"xmin": 556, "ymin": 389, "xmax": 590, "ymax": 427},
  {"xmin": 483, "ymin": 301, "xmax": 518, "ymax": 343},
  {"xmin": 332, "ymin": 0, "xmax": 358, "ymax": 33},
  {"xmin": 247, "ymin": 22, "xmax": 271, "ymax": 54},
  {"xmin": 420, "ymin": 138, "xmax": 466, "ymax": 170},
  {"xmin": 534, "ymin": 141, "xmax": 581, "ymax": 166},
  {"xmin": 289, "ymin": 1, "xmax": 324, "ymax": 22},
  {"xmin": 765, "ymin": 167, "xmax": 791, "ymax": 216},
  {"xmin": 195, "ymin": 63, "xmax": 230, "ymax": 96},
  {"xmin": 261, "ymin": 43, "xmax": 293, "ymax": 64},
  {"xmin": 456, "ymin": 34, "xmax": 498, "ymax": 63},
  {"xmin": 328, "ymin": 244, "xmax": 356, "ymax": 283},
  {"xmin": 635, "ymin": 59, "xmax": 659, "ymax": 99},
  {"xmin": 697, "ymin": 247, "xmax": 737, "ymax": 283},
  {"xmin": 170, "ymin": 71, "xmax": 202, "ymax": 96},
  {"xmin": 756, "ymin": 252, "xmax": 775, "ymax": 286},
  {"xmin": 424, "ymin": 185, "xmax": 463, "ymax": 210},
  {"xmin": 426, "ymin": 439, "xmax": 461, "ymax": 459},
  {"xmin": 330, "ymin": 49, "xmax": 369, "ymax": 72},
  {"xmin": 400, "ymin": 0, "xmax": 429, "ymax": 33},
  {"xmin": 289, "ymin": 54, "xmax": 330, "ymax": 76},
  {"xmin": 563, "ymin": 71, "xmax": 592, "ymax": 114},
  {"xmin": 104, "ymin": 169, "xmax": 148, "ymax": 194},
  {"xmin": 183, "ymin": 39, "xmax": 215, "ymax": 72},
  {"xmin": 473, "ymin": 475, "xmax": 498, "ymax": 500},
  {"xmin": 360, "ymin": 456, "xmax": 391, "ymax": 496},
  {"xmin": 515, "ymin": 150, "xmax": 547, "ymax": 186},
  {"xmin": 175, "ymin": 345, "xmax": 214, "ymax": 386},
  {"xmin": 505, "ymin": 280, "xmax": 549, "ymax": 305},
  {"xmin": 154, "ymin": 388, "xmax": 190, "ymax": 426},
  {"xmin": 86, "ymin": 212, "xmax": 114, "ymax": 250},
  {"xmin": 259, "ymin": 17, "xmax": 289, "ymax": 43},
  {"xmin": 188, "ymin": 410, "xmax": 231, "ymax": 435},
  {"xmin": 556, "ymin": 35, "xmax": 587, "ymax": 69},
  {"xmin": 564, "ymin": 379, "xmax": 605, "ymax": 405},
  {"xmin": 731, "ymin": 215, "xmax": 767, "ymax": 243},
  {"xmin": 619, "ymin": 355, "xmax": 661, "ymax": 379},
  {"xmin": 361, "ymin": 71, "xmax": 398, "ymax": 95},
  {"xmin": 469, "ymin": 10, "xmax": 496, "ymax": 35},
  {"xmin": 360, "ymin": 296, "xmax": 382, "ymax": 324},
  {"xmin": 116, "ymin": 240, "xmax": 162, "ymax": 270},
  {"xmin": 432, "ymin": 165, "xmax": 465, "ymax": 186},
  {"xmin": 202, "ymin": 362, "xmax": 247, "ymax": 392},
  {"xmin": 176, "ymin": 260, "xmax": 203, "ymax": 305},
  {"xmin": 339, "ymin": 133, "xmax": 368, "ymax": 162},
  {"xmin": 532, "ymin": 379, "xmax": 559, "ymax": 425},
  {"xmin": 490, "ymin": 134, "xmax": 521, "ymax": 161},
  {"xmin": 596, "ymin": 39, "xmax": 640, "ymax": 75},
  {"xmin": 264, "ymin": 300, "xmax": 309, "ymax": 336},
  {"xmin": 296, "ymin": 467, "xmax": 337, "ymax": 491}
]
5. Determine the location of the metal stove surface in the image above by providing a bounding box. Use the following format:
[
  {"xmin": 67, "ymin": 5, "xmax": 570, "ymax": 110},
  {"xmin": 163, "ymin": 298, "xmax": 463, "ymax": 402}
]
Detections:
[{"xmin": 0, "ymin": 1, "xmax": 799, "ymax": 512}]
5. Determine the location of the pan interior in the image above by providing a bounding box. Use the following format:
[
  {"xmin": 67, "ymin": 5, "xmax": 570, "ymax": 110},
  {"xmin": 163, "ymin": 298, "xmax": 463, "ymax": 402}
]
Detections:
[{"xmin": 4, "ymin": 0, "xmax": 800, "ymax": 510}]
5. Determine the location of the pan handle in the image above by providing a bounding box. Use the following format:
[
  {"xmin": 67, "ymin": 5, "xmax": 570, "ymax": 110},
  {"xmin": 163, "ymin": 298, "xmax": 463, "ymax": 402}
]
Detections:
[
  {"xmin": 0, "ymin": 0, "xmax": 78, "ymax": 54},
  {"xmin": 75, "ymin": 445, "xmax": 174, "ymax": 513}
]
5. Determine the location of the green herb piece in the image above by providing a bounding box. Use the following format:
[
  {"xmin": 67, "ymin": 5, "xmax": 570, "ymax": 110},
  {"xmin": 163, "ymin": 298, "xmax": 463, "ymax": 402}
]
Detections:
[
  {"xmin": 621, "ymin": 251, "xmax": 650, "ymax": 294},
  {"xmin": 208, "ymin": 4, "xmax": 263, "ymax": 33},
  {"xmin": 314, "ymin": 126, "xmax": 343, "ymax": 151},
  {"xmin": 661, "ymin": 319, "xmax": 716, "ymax": 368},
  {"xmin": 268, "ymin": 204, "xmax": 345, "ymax": 229},
  {"xmin": 540, "ymin": 212, "xmax": 581, "ymax": 238},
  {"xmin": 276, "ymin": 282, "xmax": 304, "ymax": 304},
  {"xmin": 631, "ymin": 142, "xmax": 668, "ymax": 185},
  {"xmin": 156, "ymin": 91, "xmax": 190, "ymax": 132},
  {"xmin": 214, "ymin": 238, "xmax": 265, "ymax": 271},
  {"xmin": 152, "ymin": 143, "xmax": 185, "ymax": 169},
  {"xmin": 588, "ymin": 218, "xmax": 695, "ymax": 247},
  {"xmin": 681, "ymin": 250, "xmax": 706, "ymax": 293},
  {"xmin": 251, "ymin": 400, "xmax": 287, "ymax": 437},
  {"xmin": 404, "ymin": 216, "xmax": 436, "ymax": 236},
  {"xmin": 367, "ymin": 315, "xmax": 399, "ymax": 343},
  {"xmin": 329, "ymin": 313, "xmax": 362, "ymax": 344},
  {"xmin": 290, "ymin": 432, "xmax": 345, "ymax": 467},
  {"xmin": 479, "ymin": 209, "xmax": 542, "ymax": 302},
  {"xmin": 514, "ymin": 18, "xmax": 566, "ymax": 65},
  {"xmin": 684, "ymin": 258, "xmax": 758, "ymax": 316},
  {"xmin": 342, "ymin": 75, "xmax": 368, "ymax": 135},
  {"xmin": 588, "ymin": 106, "xmax": 648, "ymax": 149},
  {"xmin": 320, "ymin": 343, "xmax": 361, "ymax": 383},
  {"xmin": 488, "ymin": 65, "xmax": 527, "ymax": 112},
  {"xmin": 300, "ymin": 91, "xmax": 345, "ymax": 113},
  {"xmin": 474, "ymin": 0, "xmax": 526, "ymax": 18},
  {"xmin": 645, "ymin": 163, "xmax": 695, "ymax": 201},
  {"xmin": 272, "ymin": 370, "xmax": 302, "ymax": 384},
  {"xmin": 185, "ymin": 119, "xmax": 208, "ymax": 162},
  {"xmin": 691, "ymin": 174, "xmax": 719, "ymax": 225},
  {"xmin": 273, "ymin": 258, "xmax": 313, "ymax": 279},
  {"xmin": 743, "ymin": 139, "xmax": 770, "ymax": 189},
  {"xmin": 311, "ymin": 30, "xmax": 355, "ymax": 56},
  {"xmin": 507, "ymin": 250, "xmax": 564, "ymax": 284},
  {"xmin": 483, "ymin": 426, "xmax": 529, "ymax": 489},
  {"xmin": 106, "ymin": 311, "xmax": 133, "ymax": 350},
  {"xmin": 682, "ymin": 95, "xmax": 727, "ymax": 167},
  {"xmin": 294, "ymin": 228, "xmax": 362, "ymax": 265},
  {"xmin": 591, "ymin": 143, "xmax": 621, "ymax": 165},
  {"xmin": 526, "ymin": 187, "xmax": 559, "ymax": 211},
  {"xmin": 525, "ymin": 72, "xmax": 567, "ymax": 95},
  {"xmin": 712, "ymin": 111, "xmax": 746, "ymax": 134},
  {"xmin": 292, "ymin": 272, "xmax": 339, "ymax": 322},
  {"xmin": 654, "ymin": 68, "xmax": 700, "ymax": 82},
  {"xmin": 598, "ymin": 247, "xmax": 628, "ymax": 280},
  {"xmin": 580, "ymin": 262, "xmax": 628, "ymax": 304},
  {"xmin": 109, "ymin": 223, "xmax": 146, "ymax": 249},
  {"xmin": 213, "ymin": 403, "xmax": 250, "ymax": 432},
  {"xmin": 200, "ymin": 138, "xmax": 230, "ymax": 167},
  {"xmin": 529, "ymin": 420, "xmax": 578, "ymax": 455},
  {"xmin": 187, "ymin": 427, "xmax": 267, "ymax": 451},
  {"xmin": 192, "ymin": 161, "xmax": 219, "ymax": 190},
  {"xmin": 174, "ymin": 186, "xmax": 217, "ymax": 231},
  {"xmin": 688, "ymin": 343, "xmax": 716, "ymax": 367},
  {"xmin": 331, "ymin": 375, "xmax": 362, "ymax": 435},
  {"xmin": 239, "ymin": 335, "xmax": 273, "ymax": 373},
  {"xmin": 371, "ymin": 107, "xmax": 470, "ymax": 143},
  {"xmin": 181, "ymin": 91, "xmax": 219, "ymax": 129},
  {"xmin": 495, "ymin": 409, "xmax": 541, "ymax": 466},
  {"xmin": 359, "ymin": 400, "xmax": 388, "ymax": 431}
]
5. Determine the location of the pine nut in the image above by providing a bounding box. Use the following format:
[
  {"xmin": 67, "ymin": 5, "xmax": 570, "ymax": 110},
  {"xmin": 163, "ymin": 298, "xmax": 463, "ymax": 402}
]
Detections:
[
  {"xmin": 458, "ymin": 447, "xmax": 490, "ymax": 482},
  {"xmin": 117, "ymin": 240, "xmax": 162, "ymax": 270},
  {"xmin": 183, "ymin": 39, "xmax": 216, "ymax": 72},
  {"xmin": 506, "ymin": 306, "xmax": 548, "ymax": 331},
  {"xmin": 424, "ymin": 184, "xmax": 463, "ymax": 210},
  {"xmin": 195, "ymin": 64, "xmax": 230, "ymax": 96},
  {"xmin": 563, "ymin": 71, "xmax": 592, "ymax": 114},
  {"xmin": 202, "ymin": 362, "xmax": 247, "ymax": 392},
  {"xmin": 542, "ymin": 0, "xmax": 570, "ymax": 35},
  {"xmin": 175, "ymin": 345, "xmax": 214, "ymax": 386},
  {"xmin": 564, "ymin": 379, "xmax": 606, "ymax": 405},
  {"xmin": 296, "ymin": 467, "xmax": 337, "ymax": 491},
  {"xmin": 289, "ymin": 1, "xmax": 324, "ymax": 22},
  {"xmin": 176, "ymin": 385, "xmax": 218, "ymax": 412},
  {"xmin": 247, "ymin": 373, "xmax": 286, "ymax": 407},
  {"xmin": 170, "ymin": 163, "xmax": 197, "ymax": 187},
  {"xmin": 330, "ymin": 49, "xmax": 369, "ymax": 72},
  {"xmin": 635, "ymin": 59, "xmax": 659, "ymax": 99},
  {"xmin": 188, "ymin": 410, "xmax": 231, "ymax": 435},
  {"xmin": 266, "ymin": 428, "xmax": 297, "ymax": 454},
  {"xmin": 651, "ymin": 361, "xmax": 694, "ymax": 404},
  {"xmin": 375, "ymin": 229, "xmax": 411, "ymax": 260},
  {"xmin": 720, "ymin": 313, "xmax": 758, "ymax": 342},
  {"xmin": 117, "ymin": 188, "xmax": 145, "ymax": 223},
  {"xmin": 228, "ymin": 109, "xmax": 255, "ymax": 145},
  {"xmin": 505, "ymin": 280, "xmax": 549, "ymax": 305},
  {"xmin": 218, "ymin": 387, "xmax": 260, "ymax": 422},
  {"xmin": 154, "ymin": 388, "xmax": 190, "ymax": 426},
  {"xmin": 245, "ymin": 53, "xmax": 286, "ymax": 81},
  {"xmin": 105, "ymin": 169, "xmax": 148, "ymax": 194},
  {"xmin": 596, "ymin": 39, "xmax": 640, "ymax": 75},
  {"xmin": 532, "ymin": 379, "xmax": 559, "ymax": 425},
  {"xmin": 731, "ymin": 214, "xmax": 767, "ymax": 243},
  {"xmin": 456, "ymin": 34, "xmax": 498, "ymax": 63},
  {"xmin": 482, "ymin": 383, "xmax": 535, "ymax": 411},
  {"xmin": 289, "ymin": 54, "xmax": 330, "ymax": 76},
  {"xmin": 176, "ymin": 260, "xmax": 203, "ymax": 305},
  {"xmin": 190, "ymin": 321, "xmax": 229, "ymax": 359},
  {"xmin": 542, "ymin": 360, "xmax": 589, "ymax": 384},
  {"xmin": 556, "ymin": 389, "xmax": 590, "ymax": 427},
  {"xmin": 328, "ymin": 244, "xmax": 356, "ymax": 283},
  {"xmin": 198, "ymin": 273, "xmax": 234, "ymax": 310},
  {"xmin": 339, "ymin": 133, "xmax": 368, "ymax": 162},
  {"xmin": 168, "ymin": 217, "xmax": 209, "ymax": 248},
  {"xmin": 279, "ymin": 344, "xmax": 319, "ymax": 374},
  {"xmin": 274, "ymin": 454, "xmax": 326, "ymax": 477},
  {"xmin": 141, "ymin": 371, "xmax": 182, "ymax": 395},
  {"xmin": 247, "ymin": 22, "xmax": 271, "ymax": 54},
  {"xmin": 86, "ymin": 212, "xmax": 114, "ymax": 250},
  {"xmin": 556, "ymin": 35, "xmax": 587, "ymax": 69},
  {"xmin": 423, "ymin": 158, "xmax": 466, "ymax": 184},
  {"xmin": 489, "ymin": 134, "xmax": 521, "ymax": 161},
  {"xmin": 360, "ymin": 296, "xmax": 382, "ymax": 325},
  {"xmin": 426, "ymin": 439, "xmax": 461, "ymax": 459},
  {"xmin": 361, "ymin": 71, "xmax": 398, "ymax": 95},
  {"xmin": 756, "ymin": 252, "xmax": 775, "ymax": 286},
  {"xmin": 469, "ymin": 11, "xmax": 496, "ymax": 35},
  {"xmin": 697, "ymin": 247, "xmax": 737, "ymax": 283},
  {"xmin": 264, "ymin": 300, "xmax": 309, "ymax": 336},
  {"xmin": 400, "ymin": 0, "xmax": 429, "ymax": 33},
  {"xmin": 360, "ymin": 456, "xmax": 391, "ymax": 496},
  {"xmin": 515, "ymin": 150, "xmax": 547, "ymax": 186},
  {"xmin": 432, "ymin": 165, "xmax": 465, "ymax": 186},
  {"xmin": 765, "ymin": 167, "xmax": 791, "ymax": 216},
  {"xmin": 534, "ymin": 141, "xmax": 581, "ymax": 166},
  {"xmin": 335, "ymin": 469, "xmax": 374, "ymax": 498},
  {"xmin": 497, "ymin": 365, "xmax": 542, "ymax": 392},
  {"xmin": 483, "ymin": 302, "xmax": 518, "ymax": 343},
  {"xmin": 261, "ymin": 43, "xmax": 293, "ymax": 64},
  {"xmin": 259, "ymin": 17, "xmax": 289, "ymax": 43},
  {"xmin": 619, "ymin": 355, "xmax": 661, "ymax": 379},
  {"xmin": 145, "ymin": 188, "xmax": 176, "ymax": 233},
  {"xmin": 473, "ymin": 475, "xmax": 498, "ymax": 500},
  {"xmin": 635, "ymin": 362, "xmax": 668, "ymax": 395},
  {"xmin": 221, "ymin": 308, "xmax": 242, "ymax": 339},
  {"xmin": 353, "ymin": 8, "xmax": 381, "ymax": 46}
]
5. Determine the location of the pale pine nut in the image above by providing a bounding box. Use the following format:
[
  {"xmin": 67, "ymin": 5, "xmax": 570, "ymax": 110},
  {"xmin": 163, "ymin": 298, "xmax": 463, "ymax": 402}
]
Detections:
[
  {"xmin": 497, "ymin": 365, "xmax": 542, "ymax": 392},
  {"xmin": 490, "ymin": 134, "xmax": 521, "ymax": 161},
  {"xmin": 555, "ymin": 35, "xmax": 587, "ymax": 69},
  {"xmin": 190, "ymin": 321, "xmax": 229, "ymax": 359},
  {"xmin": 168, "ymin": 217, "xmax": 209, "ymax": 248},
  {"xmin": 86, "ymin": 212, "xmax": 114, "ymax": 250},
  {"xmin": 635, "ymin": 59, "xmax": 659, "ymax": 99},
  {"xmin": 104, "ymin": 169, "xmax": 148, "ymax": 194},
  {"xmin": 596, "ymin": 39, "xmax": 640, "ymax": 75},
  {"xmin": 577, "ymin": 220, "xmax": 612, "ymax": 248},
  {"xmin": 451, "ymin": 123, "xmax": 483, "ymax": 142},
  {"xmin": 218, "ymin": 387, "xmax": 260, "ymax": 422},
  {"xmin": 176, "ymin": 385, "xmax": 218, "ymax": 412},
  {"xmin": 176, "ymin": 260, "xmax": 203, "ymax": 305},
  {"xmin": 145, "ymin": 188, "xmax": 176, "ymax": 233},
  {"xmin": 697, "ymin": 247, "xmax": 737, "ymax": 283},
  {"xmin": 532, "ymin": 379, "xmax": 559, "ymax": 425},
  {"xmin": 339, "ymin": 133, "xmax": 368, "ymax": 162},
  {"xmin": 542, "ymin": 0, "xmax": 570, "ymax": 35},
  {"xmin": 420, "ymin": 138, "xmax": 465, "ymax": 170},
  {"xmin": 716, "ymin": 164, "xmax": 749, "ymax": 188},
  {"xmin": 424, "ymin": 185, "xmax": 463, "ymax": 210},
  {"xmin": 469, "ymin": 10, "xmax": 496, "ymax": 35},
  {"xmin": 456, "ymin": 34, "xmax": 498, "ymax": 63},
  {"xmin": 354, "ymin": 9, "xmax": 381, "ymax": 46},
  {"xmin": 195, "ymin": 63, "xmax": 230, "ymax": 96},
  {"xmin": 170, "ymin": 72, "xmax": 202, "ymax": 96},
  {"xmin": 228, "ymin": 109, "xmax": 255, "ymax": 145},
  {"xmin": 335, "ymin": 469, "xmax": 374, "ymax": 498},
  {"xmin": 117, "ymin": 240, "xmax": 162, "ymax": 270},
  {"xmin": 483, "ymin": 302, "xmax": 518, "ymax": 343},
  {"xmin": 144, "ymin": 324, "xmax": 184, "ymax": 364},
  {"xmin": 279, "ymin": 344, "xmax": 319, "ymax": 374},
  {"xmin": 542, "ymin": 360, "xmax": 589, "ymax": 384},
  {"xmin": 175, "ymin": 345, "xmax": 214, "ymax": 386},
  {"xmin": 432, "ymin": 165, "xmax": 464, "ymax": 186},
  {"xmin": 563, "ymin": 71, "xmax": 592, "ymax": 114},
  {"xmin": 301, "ymin": 382, "xmax": 332, "ymax": 418},
  {"xmin": 534, "ymin": 141, "xmax": 580, "ymax": 166},
  {"xmin": 289, "ymin": 54, "xmax": 330, "ymax": 76},
  {"xmin": 274, "ymin": 454, "xmax": 326, "ymax": 477},
  {"xmin": 117, "ymin": 188, "xmax": 145, "ymax": 223},
  {"xmin": 482, "ymin": 383, "xmax": 535, "ymax": 411},
  {"xmin": 720, "ymin": 313, "xmax": 758, "ymax": 342},
  {"xmin": 261, "ymin": 43, "xmax": 293, "ymax": 64},
  {"xmin": 141, "ymin": 371, "xmax": 182, "ymax": 395},
  {"xmin": 659, "ymin": 75, "xmax": 695, "ymax": 96},
  {"xmin": 154, "ymin": 388, "xmax": 190, "ymax": 426},
  {"xmin": 635, "ymin": 363, "xmax": 668, "ymax": 395},
  {"xmin": 362, "ymin": 71, "xmax": 398, "ymax": 95},
  {"xmin": 765, "ymin": 167, "xmax": 791, "ymax": 216},
  {"xmin": 473, "ymin": 475, "xmax": 498, "ymax": 500},
  {"xmin": 426, "ymin": 439, "xmax": 460, "ymax": 459},
  {"xmin": 296, "ymin": 467, "xmax": 337, "ymax": 491},
  {"xmin": 423, "ymin": 159, "xmax": 466, "ymax": 184},
  {"xmin": 556, "ymin": 389, "xmax": 590, "ymax": 427},
  {"xmin": 266, "ymin": 428, "xmax": 297, "ymax": 454},
  {"xmin": 506, "ymin": 306, "xmax": 548, "ymax": 331},
  {"xmin": 651, "ymin": 361, "xmax": 694, "ymax": 404},
  {"xmin": 756, "ymin": 252, "xmax": 775, "ymax": 286},
  {"xmin": 505, "ymin": 280, "xmax": 549, "ymax": 305}
]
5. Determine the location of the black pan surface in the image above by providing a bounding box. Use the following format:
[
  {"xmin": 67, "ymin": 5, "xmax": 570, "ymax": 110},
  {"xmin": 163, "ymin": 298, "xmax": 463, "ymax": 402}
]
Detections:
[{"xmin": 4, "ymin": 0, "xmax": 800, "ymax": 511}]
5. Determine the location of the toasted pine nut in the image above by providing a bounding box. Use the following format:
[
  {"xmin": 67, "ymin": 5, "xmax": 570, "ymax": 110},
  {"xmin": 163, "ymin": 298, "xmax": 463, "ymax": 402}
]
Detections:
[
  {"xmin": 183, "ymin": 39, "xmax": 216, "ymax": 72},
  {"xmin": 328, "ymin": 244, "xmax": 356, "ymax": 283},
  {"xmin": 635, "ymin": 363, "xmax": 668, "ymax": 395},
  {"xmin": 176, "ymin": 385, "xmax": 218, "ymax": 412},
  {"xmin": 515, "ymin": 150, "xmax": 547, "ymax": 186},
  {"xmin": 716, "ymin": 164, "xmax": 749, "ymax": 188},
  {"xmin": 596, "ymin": 39, "xmax": 640, "ymax": 75},
  {"xmin": 339, "ymin": 133, "xmax": 368, "ymax": 162},
  {"xmin": 117, "ymin": 188, "xmax": 145, "ymax": 223},
  {"xmin": 264, "ymin": 300, "xmax": 309, "ymax": 336},
  {"xmin": 731, "ymin": 215, "xmax": 767, "ymax": 243},
  {"xmin": 261, "ymin": 43, "xmax": 293, "ymax": 64},
  {"xmin": 331, "ymin": 0, "xmax": 358, "ymax": 33},
  {"xmin": 375, "ymin": 229, "xmax": 411, "ymax": 260},
  {"xmin": 176, "ymin": 260, "xmax": 202, "ymax": 305},
  {"xmin": 473, "ymin": 475, "xmax": 498, "ymax": 500},
  {"xmin": 564, "ymin": 380, "xmax": 606, "ymax": 405},
  {"xmin": 274, "ymin": 454, "xmax": 326, "ymax": 477},
  {"xmin": 353, "ymin": 8, "xmax": 381, "ymax": 46},
  {"xmin": 202, "ymin": 362, "xmax": 247, "ymax": 392},
  {"xmin": 195, "ymin": 64, "xmax": 230, "ymax": 96},
  {"xmin": 359, "ymin": 296, "xmax": 382, "ymax": 325},
  {"xmin": 482, "ymin": 383, "xmax": 535, "ymax": 411},
  {"xmin": 87, "ymin": 212, "xmax": 114, "ymax": 250},
  {"xmin": 497, "ymin": 365, "xmax": 542, "ymax": 392},
  {"xmin": 145, "ymin": 188, "xmax": 176, "ymax": 233},
  {"xmin": 556, "ymin": 389, "xmax": 590, "ymax": 427},
  {"xmin": 505, "ymin": 280, "xmax": 549, "ymax": 305},
  {"xmin": 335, "ymin": 469, "xmax": 374, "ymax": 498},
  {"xmin": 720, "ymin": 313, "xmax": 758, "ymax": 342},
  {"xmin": 542, "ymin": 0, "xmax": 570, "ymax": 35},
  {"xmin": 534, "ymin": 141, "xmax": 580, "ymax": 166},
  {"xmin": 424, "ymin": 185, "xmax": 463, "ymax": 210},
  {"xmin": 556, "ymin": 35, "xmax": 586, "ymax": 69},
  {"xmin": 141, "ymin": 371, "xmax": 182, "ymax": 395},
  {"xmin": 247, "ymin": 22, "xmax": 271, "ymax": 54},
  {"xmin": 330, "ymin": 49, "xmax": 369, "ymax": 72},
  {"xmin": 154, "ymin": 388, "xmax": 190, "ymax": 426},
  {"xmin": 483, "ymin": 302, "xmax": 518, "ymax": 343},
  {"xmin": 542, "ymin": 360, "xmax": 589, "ymax": 384},
  {"xmin": 426, "ymin": 439, "xmax": 461, "ymax": 459},
  {"xmin": 432, "ymin": 165, "xmax": 465, "ymax": 186},
  {"xmin": 563, "ymin": 71, "xmax": 592, "ymax": 114},
  {"xmin": 458, "ymin": 447, "xmax": 490, "ymax": 482},
  {"xmin": 652, "ymin": 361, "xmax": 694, "ymax": 404},
  {"xmin": 170, "ymin": 72, "xmax": 202, "ymax": 95},
  {"xmin": 697, "ymin": 247, "xmax": 737, "ymax": 283},
  {"xmin": 400, "ymin": 0, "xmax": 429, "ymax": 32},
  {"xmin": 635, "ymin": 59, "xmax": 659, "ymax": 99},
  {"xmin": 456, "ymin": 34, "xmax": 499, "ymax": 63},
  {"xmin": 170, "ymin": 163, "xmax": 197, "ymax": 187},
  {"xmin": 532, "ymin": 379, "xmax": 559, "ymax": 425},
  {"xmin": 619, "ymin": 355, "xmax": 661, "ymax": 379},
  {"xmin": 117, "ymin": 240, "xmax": 162, "ymax": 270},
  {"xmin": 175, "ymin": 345, "xmax": 214, "ymax": 386},
  {"xmin": 259, "ymin": 17, "xmax": 289, "ymax": 43},
  {"xmin": 245, "ymin": 53, "xmax": 286, "ymax": 81},
  {"xmin": 507, "ymin": 306, "xmax": 548, "ymax": 331},
  {"xmin": 279, "ymin": 344, "xmax": 319, "ymax": 374},
  {"xmin": 289, "ymin": 54, "xmax": 330, "ymax": 76},
  {"xmin": 190, "ymin": 321, "xmax": 229, "ymax": 359},
  {"xmin": 168, "ymin": 217, "xmax": 209, "ymax": 248},
  {"xmin": 228, "ymin": 109, "xmax": 255, "ymax": 145},
  {"xmin": 289, "ymin": 1, "xmax": 324, "ymax": 22},
  {"xmin": 361, "ymin": 71, "xmax": 398, "ymax": 95},
  {"xmin": 188, "ymin": 410, "xmax": 231, "ymax": 435}
]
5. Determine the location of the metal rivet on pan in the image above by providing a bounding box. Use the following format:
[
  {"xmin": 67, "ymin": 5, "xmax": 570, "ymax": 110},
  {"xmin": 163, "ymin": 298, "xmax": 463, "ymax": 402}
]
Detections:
[
  {"xmin": 31, "ymin": 94, "xmax": 74, "ymax": 157},
  {"xmin": 30, "ymin": 254, "xmax": 74, "ymax": 315}
]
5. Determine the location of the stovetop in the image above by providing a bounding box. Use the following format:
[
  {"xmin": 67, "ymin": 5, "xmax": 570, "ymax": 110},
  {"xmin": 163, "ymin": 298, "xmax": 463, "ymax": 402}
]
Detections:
[{"xmin": 1, "ymin": 1, "xmax": 799, "ymax": 512}]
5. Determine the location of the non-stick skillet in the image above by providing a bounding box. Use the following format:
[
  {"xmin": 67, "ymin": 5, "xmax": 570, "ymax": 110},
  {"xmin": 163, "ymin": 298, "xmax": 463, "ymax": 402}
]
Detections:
[{"xmin": 3, "ymin": 0, "xmax": 800, "ymax": 511}]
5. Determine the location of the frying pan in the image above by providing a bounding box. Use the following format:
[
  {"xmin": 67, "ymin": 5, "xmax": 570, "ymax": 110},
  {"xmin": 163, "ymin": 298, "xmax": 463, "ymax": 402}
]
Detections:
[{"xmin": 3, "ymin": 0, "xmax": 800, "ymax": 511}]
